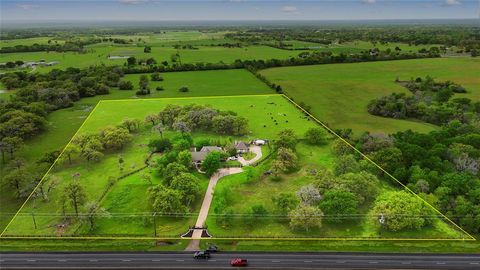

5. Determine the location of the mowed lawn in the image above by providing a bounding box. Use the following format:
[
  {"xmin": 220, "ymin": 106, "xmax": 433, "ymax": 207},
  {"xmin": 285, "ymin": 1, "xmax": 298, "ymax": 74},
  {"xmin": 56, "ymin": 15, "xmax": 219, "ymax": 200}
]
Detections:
[
  {"xmin": 3, "ymin": 95, "xmax": 319, "ymax": 236},
  {"xmin": 123, "ymin": 69, "xmax": 272, "ymax": 97},
  {"xmin": 260, "ymin": 57, "xmax": 480, "ymax": 135}
]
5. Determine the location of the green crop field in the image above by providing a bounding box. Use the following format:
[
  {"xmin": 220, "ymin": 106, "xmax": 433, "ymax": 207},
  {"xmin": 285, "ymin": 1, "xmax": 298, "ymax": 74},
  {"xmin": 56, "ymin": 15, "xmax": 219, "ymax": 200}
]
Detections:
[{"xmin": 260, "ymin": 57, "xmax": 480, "ymax": 135}]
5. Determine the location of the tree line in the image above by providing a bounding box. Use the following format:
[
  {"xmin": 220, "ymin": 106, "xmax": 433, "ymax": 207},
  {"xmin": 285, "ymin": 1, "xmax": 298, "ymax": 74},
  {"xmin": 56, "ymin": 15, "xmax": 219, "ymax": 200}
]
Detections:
[
  {"xmin": 0, "ymin": 38, "xmax": 102, "ymax": 53},
  {"xmin": 227, "ymin": 26, "xmax": 480, "ymax": 51}
]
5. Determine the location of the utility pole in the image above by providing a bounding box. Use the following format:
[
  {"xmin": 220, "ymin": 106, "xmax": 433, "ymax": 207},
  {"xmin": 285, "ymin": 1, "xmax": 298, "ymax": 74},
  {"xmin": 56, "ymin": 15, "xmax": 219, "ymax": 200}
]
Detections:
[
  {"xmin": 153, "ymin": 212, "xmax": 157, "ymax": 237},
  {"xmin": 32, "ymin": 212, "xmax": 37, "ymax": 229}
]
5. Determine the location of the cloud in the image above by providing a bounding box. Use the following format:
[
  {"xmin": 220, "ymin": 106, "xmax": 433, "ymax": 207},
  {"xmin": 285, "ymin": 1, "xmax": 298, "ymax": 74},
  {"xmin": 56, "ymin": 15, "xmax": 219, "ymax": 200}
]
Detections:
[
  {"xmin": 442, "ymin": 0, "xmax": 461, "ymax": 6},
  {"xmin": 16, "ymin": 4, "xmax": 38, "ymax": 10},
  {"xmin": 361, "ymin": 0, "xmax": 377, "ymax": 4},
  {"xmin": 282, "ymin": 5, "xmax": 300, "ymax": 14},
  {"xmin": 118, "ymin": 0, "xmax": 148, "ymax": 5}
]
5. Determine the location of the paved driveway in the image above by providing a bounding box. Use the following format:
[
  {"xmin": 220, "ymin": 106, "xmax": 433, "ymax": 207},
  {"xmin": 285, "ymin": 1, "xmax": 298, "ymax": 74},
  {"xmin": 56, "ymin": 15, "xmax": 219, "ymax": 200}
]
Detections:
[
  {"xmin": 185, "ymin": 167, "xmax": 243, "ymax": 251},
  {"xmin": 237, "ymin": 145, "xmax": 263, "ymax": 166}
]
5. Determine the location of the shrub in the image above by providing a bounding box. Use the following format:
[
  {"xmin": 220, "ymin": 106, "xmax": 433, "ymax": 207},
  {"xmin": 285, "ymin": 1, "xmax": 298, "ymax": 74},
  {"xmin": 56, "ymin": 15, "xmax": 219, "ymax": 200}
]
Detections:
[
  {"xmin": 136, "ymin": 88, "xmax": 150, "ymax": 95},
  {"xmin": 151, "ymin": 72, "xmax": 163, "ymax": 81},
  {"xmin": 118, "ymin": 80, "xmax": 134, "ymax": 90},
  {"xmin": 179, "ymin": 86, "xmax": 189, "ymax": 92}
]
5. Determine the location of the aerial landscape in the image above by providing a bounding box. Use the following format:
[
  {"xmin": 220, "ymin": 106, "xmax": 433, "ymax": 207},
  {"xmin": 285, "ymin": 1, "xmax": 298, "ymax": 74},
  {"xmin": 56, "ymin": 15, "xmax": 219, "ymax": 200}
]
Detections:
[{"xmin": 0, "ymin": 0, "xmax": 479, "ymax": 269}]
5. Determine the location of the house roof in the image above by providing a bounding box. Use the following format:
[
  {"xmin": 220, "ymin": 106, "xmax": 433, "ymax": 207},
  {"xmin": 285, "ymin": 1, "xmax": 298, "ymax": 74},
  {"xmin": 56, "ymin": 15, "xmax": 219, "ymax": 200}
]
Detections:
[
  {"xmin": 234, "ymin": 141, "xmax": 249, "ymax": 150},
  {"xmin": 191, "ymin": 151, "xmax": 208, "ymax": 162},
  {"xmin": 200, "ymin": 146, "xmax": 223, "ymax": 153}
]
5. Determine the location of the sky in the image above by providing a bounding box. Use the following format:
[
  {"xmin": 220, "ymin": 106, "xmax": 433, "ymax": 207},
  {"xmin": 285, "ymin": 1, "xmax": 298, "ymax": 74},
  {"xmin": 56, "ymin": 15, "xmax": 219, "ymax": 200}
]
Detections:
[{"xmin": 1, "ymin": 0, "xmax": 479, "ymax": 22}]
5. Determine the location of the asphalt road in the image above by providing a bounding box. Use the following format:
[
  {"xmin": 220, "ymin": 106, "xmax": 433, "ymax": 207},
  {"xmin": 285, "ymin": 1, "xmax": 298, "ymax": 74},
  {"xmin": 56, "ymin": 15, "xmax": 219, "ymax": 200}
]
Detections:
[{"xmin": 1, "ymin": 252, "xmax": 480, "ymax": 269}]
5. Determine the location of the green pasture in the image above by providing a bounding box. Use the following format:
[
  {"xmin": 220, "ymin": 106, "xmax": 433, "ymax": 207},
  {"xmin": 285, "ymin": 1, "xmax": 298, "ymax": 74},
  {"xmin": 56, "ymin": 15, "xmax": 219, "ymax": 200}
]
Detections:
[
  {"xmin": 100, "ymin": 31, "xmax": 229, "ymax": 46},
  {"xmin": 260, "ymin": 57, "xmax": 480, "ymax": 135},
  {"xmin": 123, "ymin": 69, "xmax": 272, "ymax": 97},
  {"xmin": 0, "ymin": 44, "xmax": 301, "ymax": 72},
  {"xmin": 0, "ymin": 37, "xmax": 65, "ymax": 47},
  {"xmin": 104, "ymin": 45, "xmax": 301, "ymax": 64}
]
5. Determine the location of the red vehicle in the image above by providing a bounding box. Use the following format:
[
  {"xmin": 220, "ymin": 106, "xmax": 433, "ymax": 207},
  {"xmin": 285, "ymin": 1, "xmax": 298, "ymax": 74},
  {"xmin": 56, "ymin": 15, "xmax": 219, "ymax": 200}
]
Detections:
[{"xmin": 230, "ymin": 258, "xmax": 248, "ymax": 267}]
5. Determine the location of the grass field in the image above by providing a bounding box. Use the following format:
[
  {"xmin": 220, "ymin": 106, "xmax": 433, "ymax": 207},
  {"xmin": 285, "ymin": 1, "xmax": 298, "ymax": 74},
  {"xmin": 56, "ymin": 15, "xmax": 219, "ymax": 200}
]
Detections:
[
  {"xmin": 100, "ymin": 31, "xmax": 230, "ymax": 46},
  {"xmin": 260, "ymin": 57, "xmax": 480, "ymax": 135},
  {"xmin": 0, "ymin": 69, "xmax": 274, "ymax": 231},
  {"xmin": 2, "ymin": 95, "xmax": 320, "ymax": 237},
  {"xmin": 0, "ymin": 44, "xmax": 302, "ymax": 72},
  {"xmin": 0, "ymin": 37, "xmax": 66, "ymax": 47},
  {"xmin": 123, "ymin": 69, "xmax": 272, "ymax": 97}
]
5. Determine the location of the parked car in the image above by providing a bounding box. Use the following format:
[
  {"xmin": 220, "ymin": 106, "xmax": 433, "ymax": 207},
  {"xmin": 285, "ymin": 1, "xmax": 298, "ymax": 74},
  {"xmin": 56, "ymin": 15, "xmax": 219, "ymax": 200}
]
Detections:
[
  {"xmin": 230, "ymin": 258, "xmax": 248, "ymax": 266},
  {"xmin": 227, "ymin": 156, "xmax": 238, "ymax": 161},
  {"xmin": 193, "ymin": 251, "xmax": 211, "ymax": 259},
  {"xmin": 206, "ymin": 245, "xmax": 219, "ymax": 253}
]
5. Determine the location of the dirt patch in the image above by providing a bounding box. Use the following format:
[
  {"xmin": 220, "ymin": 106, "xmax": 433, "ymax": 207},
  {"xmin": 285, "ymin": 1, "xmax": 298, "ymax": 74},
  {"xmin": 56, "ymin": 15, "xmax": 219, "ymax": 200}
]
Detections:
[{"xmin": 55, "ymin": 219, "xmax": 71, "ymax": 236}]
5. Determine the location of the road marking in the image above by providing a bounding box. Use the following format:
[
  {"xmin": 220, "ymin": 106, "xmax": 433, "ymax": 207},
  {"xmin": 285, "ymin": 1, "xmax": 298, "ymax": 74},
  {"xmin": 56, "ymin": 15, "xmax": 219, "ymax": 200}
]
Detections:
[
  {"xmin": 152, "ymin": 259, "xmax": 161, "ymax": 262},
  {"xmin": 122, "ymin": 260, "xmax": 131, "ymax": 262},
  {"xmin": 437, "ymin": 262, "xmax": 446, "ymax": 265},
  {"xmin": 210, "ymin": 260, "xmax": 217, "ymax": 262},
  {"xmin": 27, "ymin": 260, "xmax": 36, "ymax": 262},
  {"xmin": 303, "ymin": 260, "xmax": 312, "ymax": 263},
  {"xmin": 336, "ymin": 261, "xmax": 346, "ymax": 263},
  {"xmin": 402, "ymin": 262, "xmax": 411, "ymax": 264},
  {"xmin": 470, "ymin": 262, "xmax": 479, "ymax": 265},
  {"xmin": 176, "ymin": 260, "xmax": 185, "ymax": 262},
  {"xmin": 89, "ymin": 260, "xmax": 98, "ymax": 262},
  {"xmin": 272, "ymin": 260, "xmax": 281, "ymax": 263},
  {"xmin": 58, "ymin": 260, "xmax": 67, "ymax": 262},
  {"xmin": 369, "ymin": 261, "xmax": 379, "ymax": 264}
]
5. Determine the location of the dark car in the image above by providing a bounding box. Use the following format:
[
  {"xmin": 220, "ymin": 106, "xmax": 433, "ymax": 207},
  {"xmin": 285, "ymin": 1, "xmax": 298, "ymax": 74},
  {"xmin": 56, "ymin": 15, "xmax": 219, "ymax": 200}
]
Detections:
[
  {"xmin": 206, "ymin": 245, "xmax": 219, "ymax": 253},
  {"xmin": 193, "ymin": 251, "xmax": 211, "ymax": 259},
  {"xmin": 230, "ymin": 258, "xmax": 248, "ymax": 266}
]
